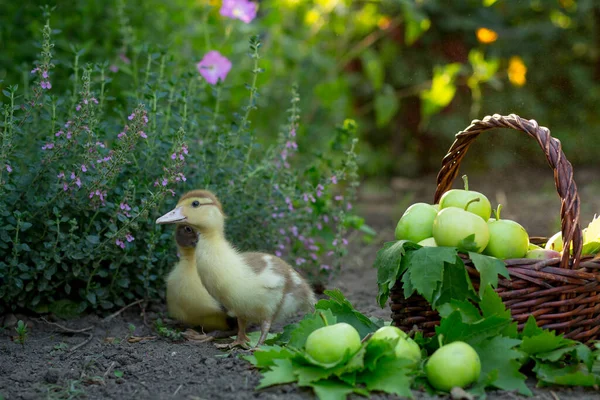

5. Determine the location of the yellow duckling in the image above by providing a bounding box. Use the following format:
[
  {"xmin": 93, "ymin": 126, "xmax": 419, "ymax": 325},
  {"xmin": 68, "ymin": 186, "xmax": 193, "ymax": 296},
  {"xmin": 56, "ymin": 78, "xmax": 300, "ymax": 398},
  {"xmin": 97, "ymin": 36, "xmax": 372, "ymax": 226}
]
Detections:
[
  {"xmin": 165, "ymin": 223, "xmax": 237, "ymax": 339},
  {"xmin": 156, "ymin": 190, "xmax": 316, "ymax": 349}
]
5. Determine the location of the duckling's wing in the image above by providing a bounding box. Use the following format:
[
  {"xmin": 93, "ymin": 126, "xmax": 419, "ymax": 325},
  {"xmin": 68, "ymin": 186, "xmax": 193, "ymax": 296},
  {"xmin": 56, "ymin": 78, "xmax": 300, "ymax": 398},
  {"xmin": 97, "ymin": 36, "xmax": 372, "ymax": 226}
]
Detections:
[{"xmin": 243, "ymin": 252, "xmax": 288, "ymax": 290}]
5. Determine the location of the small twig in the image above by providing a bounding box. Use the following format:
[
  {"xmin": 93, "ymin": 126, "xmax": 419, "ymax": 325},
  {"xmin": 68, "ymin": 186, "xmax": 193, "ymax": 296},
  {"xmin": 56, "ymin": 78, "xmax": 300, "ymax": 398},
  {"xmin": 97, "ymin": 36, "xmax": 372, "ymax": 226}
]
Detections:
[
  {"xmin": 550, "ymin": 391, "xmax": 560, "ymax": 400},
  {"xmin": 103, "ymin": 361, "xmax": 116, "ymax": 378},
  {"xmin": 172, "ymin": 384, "xmax": 183, "ymax": 397},
  {"xmin": 103, "ymin": 299, "xmax": 144, "ymax": 322},
  {"xmin": 40, "ymin": 317, "xmax": 93, "ymax": 334},
  {"xmin": 70, "ymin": 333, "xmax": 94, "ymax": 353}
]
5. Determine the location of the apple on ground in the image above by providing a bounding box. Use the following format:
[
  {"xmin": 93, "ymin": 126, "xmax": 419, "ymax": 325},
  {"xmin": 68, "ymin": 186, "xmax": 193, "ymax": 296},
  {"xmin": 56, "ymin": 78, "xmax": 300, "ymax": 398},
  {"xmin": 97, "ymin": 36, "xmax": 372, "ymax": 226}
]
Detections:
[
  {"xmin": 369, "ymin": 326, "xmax": 421, "ymax": 364},
  {"xmin": 433, "ymin": 200, "xmax": 490, "ymax": 253},
  {"xmin": 483, "ymin": 205, "xmax": 529, "ymax": 259},
  {"xmin": 305, "ymin": 322, "xmax": 361, "ymax": 364},
  {"xmin": 395, "ymin": 203, "xmax": 438, "ymax": 243},
  {"xmin": 439, "ymin": 175, "xmax": 492, "ymax": 221},
  {"xmin": 426, "ymin": 341, "xmax": 481, "ymax": 392}
]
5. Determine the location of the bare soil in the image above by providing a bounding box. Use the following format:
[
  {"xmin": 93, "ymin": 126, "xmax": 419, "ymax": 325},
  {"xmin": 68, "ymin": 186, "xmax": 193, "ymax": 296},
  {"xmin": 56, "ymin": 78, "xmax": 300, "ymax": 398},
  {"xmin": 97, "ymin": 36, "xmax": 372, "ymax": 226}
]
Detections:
[{"xmin": 2, "ymin": 167, "xmax": 600, "ymax": 400}]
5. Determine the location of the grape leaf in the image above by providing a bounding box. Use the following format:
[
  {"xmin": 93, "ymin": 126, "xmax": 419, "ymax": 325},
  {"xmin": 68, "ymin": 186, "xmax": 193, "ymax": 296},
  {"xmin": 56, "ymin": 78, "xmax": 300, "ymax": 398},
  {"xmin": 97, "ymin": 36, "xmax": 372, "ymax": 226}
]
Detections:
[
  {"xmin": 403, "ymin": 247, "xmax": 458, "ymax": 303},
  {"xmin": 520, "ymin": 315, "xmax": 544, "ymax": 338},
  {"xmin": 307, "ymin": 379, "xmax": 368, "ymax": 400},
  {"xmin": 534, "ymin": 362, "xmax": 599, "ymax": 386},
  {"xmin": 479, "ymin": 285, "xmax": 518, "ymax": 338},
  {"xmin": 472, "ymin": 336, "xmax": 531, "ymax": 396},
  {"xmin": 468, "ymin": 252, "xmax": 510, "ymax": 297},
  {"xmin": 287, "ymin": 309, "xmax": 337, "ymax": 349},
  {"xmin": 457, "ymin": 233, "xmax": 480, "ymax": 253},
  {"xmin": 294, "ymin": 344, "xmax": 367, "ymax": 386},
  {"xmin": 519, "ymin": 329, "xmax": 575, "ymax": 356},
  {"xmin": 363, "ymin": 337, "xmax": 400, "ymax": 371},
  {"xmin": 432, "ymin": 256, "xmax": 477, "ymax": 308},
  {"xmin": 244, "ymin": 345, "xmax": 294, "ymax": 368},
  {"xmin": 437, "ymin": 300, "xmax": 482, "ymax": 323},
  {"xmin": 316, "ymin": 289, "xmax": 382, "ymax": 339},
  {"xmin": 356, "ymin": 357, "xmax": 414, "ymax": 398},
  {"xmin": 375, "ymin": 241, "xmax": 420, "ymax": 307},
  {"xmin": 436, "ymin": 310, "xmax": 511, "ymax": 346},
  {"xmin": 256, "ymin": 359, "xmax": 297, "ymax": 389}
]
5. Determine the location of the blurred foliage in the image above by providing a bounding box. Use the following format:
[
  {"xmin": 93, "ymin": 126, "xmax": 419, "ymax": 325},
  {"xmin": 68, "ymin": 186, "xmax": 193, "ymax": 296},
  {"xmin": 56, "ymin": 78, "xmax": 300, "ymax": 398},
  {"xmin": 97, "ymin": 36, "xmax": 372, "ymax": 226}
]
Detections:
[{"xmin": 1, "ymin": 0, "xmax": 599, "ymax": 175}]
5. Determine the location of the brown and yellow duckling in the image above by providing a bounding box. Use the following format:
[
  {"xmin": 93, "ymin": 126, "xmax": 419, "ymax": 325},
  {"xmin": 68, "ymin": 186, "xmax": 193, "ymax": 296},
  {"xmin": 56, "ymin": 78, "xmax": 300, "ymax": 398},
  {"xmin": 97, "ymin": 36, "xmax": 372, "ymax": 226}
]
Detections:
[{"xmin": 157, "ymin": 190, "xmax": 316, "ymax": 349}]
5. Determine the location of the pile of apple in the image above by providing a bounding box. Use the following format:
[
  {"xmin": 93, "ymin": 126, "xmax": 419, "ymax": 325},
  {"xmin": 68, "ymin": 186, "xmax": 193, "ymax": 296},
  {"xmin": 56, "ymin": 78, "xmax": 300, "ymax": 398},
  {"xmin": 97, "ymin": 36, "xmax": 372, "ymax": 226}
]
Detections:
[
  {"xmin": 306, "ymin": 322, "xmax": 482, "ymax": 392},
  {"xmin": 395, "ymin": 175, "xmax": 562, "ymax": 260}
]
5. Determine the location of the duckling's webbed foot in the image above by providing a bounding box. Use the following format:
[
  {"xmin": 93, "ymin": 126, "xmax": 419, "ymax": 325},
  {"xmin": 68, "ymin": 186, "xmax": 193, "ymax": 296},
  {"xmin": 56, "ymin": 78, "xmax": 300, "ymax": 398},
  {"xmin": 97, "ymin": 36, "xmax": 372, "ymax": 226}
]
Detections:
[
  {"xmin": 214, "ymin": 318, "xmax": 250, "ymax": 350},
  {"xmin": 182, "ymin": 329, "xmax": 214, "ymax": 343}
]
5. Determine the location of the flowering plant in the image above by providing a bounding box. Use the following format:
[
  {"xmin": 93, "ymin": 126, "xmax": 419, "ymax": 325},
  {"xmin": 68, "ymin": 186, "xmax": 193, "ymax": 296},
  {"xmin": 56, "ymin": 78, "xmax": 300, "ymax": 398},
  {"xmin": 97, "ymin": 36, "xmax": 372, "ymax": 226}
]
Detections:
[{"xmin": 0, "ymin": 6, "xmax": 370, "ymax": 314}]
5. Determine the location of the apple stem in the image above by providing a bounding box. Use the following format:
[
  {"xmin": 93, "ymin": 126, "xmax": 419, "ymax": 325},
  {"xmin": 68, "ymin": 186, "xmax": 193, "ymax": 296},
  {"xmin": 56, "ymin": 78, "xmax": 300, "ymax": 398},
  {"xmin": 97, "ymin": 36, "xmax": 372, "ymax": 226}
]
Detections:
[
  {"xmin": 462, "ymin": 175, "xmax": 469, "ymax": 191},
  {"xmin": 318, "ymin": 311, "xmax": 329, "ymax": 326},
  {"xmin": 493, "ymin": 204, "xmax": 503, "ymax": 221},
  {"xmin": 464, "ymin": 197, "xmax": 480, "ymax": 211}
]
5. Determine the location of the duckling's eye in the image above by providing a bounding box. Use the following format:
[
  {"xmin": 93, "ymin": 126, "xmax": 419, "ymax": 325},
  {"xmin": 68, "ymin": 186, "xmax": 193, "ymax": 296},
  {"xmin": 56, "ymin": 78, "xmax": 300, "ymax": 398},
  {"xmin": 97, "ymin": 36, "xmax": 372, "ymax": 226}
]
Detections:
[
  {"xmin": 184, "ymin": 226, "xmax": 193, "ymax": 233},
  {"xmin": 191, "ymin": 200, "xmax": 200, "ymax": 208}
]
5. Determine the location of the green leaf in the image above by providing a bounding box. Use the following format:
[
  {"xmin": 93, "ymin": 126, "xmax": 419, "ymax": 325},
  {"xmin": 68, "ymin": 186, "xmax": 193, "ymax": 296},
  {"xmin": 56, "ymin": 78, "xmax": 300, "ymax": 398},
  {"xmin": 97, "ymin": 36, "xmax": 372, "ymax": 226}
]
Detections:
[
  {"xmin": 363, "ymin": 337, "xmax": 400, "ymax": 371},
  {"xmin": 86, "ymin": 292, "xmax": 97, "ymax": 305},
  {"xmin": 374, "ymin": 84, "xmax": 399, "ymax": 128},
  {"xmin": 432, "ymin": 256, "xmax": 477, "ymax": 308},
  {"xmin": 86, "ymin": 235, "xmax": 100, "ymax": 244},
  {"xmin": 437, "ymin": 300, "xmax": 482, "ymax": 323},
  {"xmin": 256, "ymin": 359, "xmax": 297, "ymax": 389},
  {"xmin": 49, "ymin": 299, "xmax": 81, "ymax": 319},
  {"xmin": 468, "ymin": 252, "xmax": 510, "ymax": 297},
  {"xmin": 403, "ymin": 247, "xmax": 458, "ymax": 303},
  {"xmin": 479, "ymin": 285, "xmax": 518, "ymax": 337},
  {"xmin": 374, "ymin": 240, "xmax": 420, "ymax": 307},
  {"xmin": 457, "ymin": 234, "xmax": 480, "ymax": 253},
  {"xmin": 356, "ymin": 357, "xmax": 414, "ymax": 398},
  {"xmin": 316, "ymin": 289, "xmax": 381, "ymax": 339},
  {"xmin": 520, "ymin": 328, "xmax": 575, "ymax": 356},
  {"xmin": 521, "ymin": 315, "xmax": 544, "ymax": 338},
  {"xmin": 244, "ymin": 345, "xmax": 294, "ymax": 369},
  {"xmin": 472, "ymin": 336, "xmax": 531, "ymax": 395},
  {"xmin": 360, "ymin": 48, "xmax": 384, "ymax": 91},
  {"xmin": 113, "ymin": 370, "xmax": 124, "ymax": 378},
  {"xmin": 436, "ymin": 310, "xmax": 511, "ymax": 346},
  {"xmin": 534, "ymin": 362, "xmax": 598, "ymax": 387},
  {"xmin": 287, "ymin": 309, "xmax": 337, "ymax": 349},
  {"xmin": 306, "ymin": 379, "xmax": 361, "ymax": 400}
]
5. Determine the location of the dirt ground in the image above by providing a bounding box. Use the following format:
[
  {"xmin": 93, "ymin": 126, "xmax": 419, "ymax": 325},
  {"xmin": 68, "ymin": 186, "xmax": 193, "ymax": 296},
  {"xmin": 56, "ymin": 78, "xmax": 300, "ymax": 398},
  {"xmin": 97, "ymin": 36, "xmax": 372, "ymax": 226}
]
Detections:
[{"xmin": 2, "ymin": 167, "xmax": 600, "ymax": 400}]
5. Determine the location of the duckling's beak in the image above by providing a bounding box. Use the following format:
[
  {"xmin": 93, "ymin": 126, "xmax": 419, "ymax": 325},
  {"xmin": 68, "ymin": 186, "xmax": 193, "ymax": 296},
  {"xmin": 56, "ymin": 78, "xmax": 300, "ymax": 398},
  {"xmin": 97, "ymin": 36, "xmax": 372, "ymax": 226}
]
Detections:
[{"xmin": 156, "ymin": 207, "xmax": 186, "ymax": 224}]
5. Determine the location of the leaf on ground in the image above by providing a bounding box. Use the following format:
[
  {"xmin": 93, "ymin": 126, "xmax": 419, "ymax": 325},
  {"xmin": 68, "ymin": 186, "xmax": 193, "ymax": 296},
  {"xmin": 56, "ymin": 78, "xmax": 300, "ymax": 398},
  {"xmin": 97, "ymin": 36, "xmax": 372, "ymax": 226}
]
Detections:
[
  {"xmin": 403, "ymin": 246, "xmax": 458, "ymax": 303},
  {"xmin": 468, "ymin": 252, "xmax": 510, "ymax": 297},
  {"xmin": 432, "ymin": 256, "xmax": 477, "ymax": 308},
  {"xmin": 534, "ymin": 362, "xmax": 599, "ymax": 387},
  {"xmin": 244, "ymin": 345, "xmax": 294, "ymax": 369},
  {"xmin": 437, "ymin": 300, "xmax": 481, "ymax": 323},
  {"xmin": 472, "ymin": 336, "xmax": 531, "ymax": 396},
  {"xmin": 519, "ymin": 329, "xmax": 575, "ymax": 356},
  {"xmin": 375, "ymin": 241, "xmax": 420, "ymax": 307},
  {"xmin": 287, "ymin": 309, "xmax": 337, "ymax": 349},
  {"xmin": 306, "ymin": 379, "xmax": 366, "ymax": 400},
  {"xmin": 256, "ymin": 358, "xmax": 297, "ymax": 389},
  {"xmin": 356, "ymin": 357, "xmax": 414, "ymax": 398},
  {"xmin": 316, "ymin": 288, "xmax": 382, "ymax": 339}
]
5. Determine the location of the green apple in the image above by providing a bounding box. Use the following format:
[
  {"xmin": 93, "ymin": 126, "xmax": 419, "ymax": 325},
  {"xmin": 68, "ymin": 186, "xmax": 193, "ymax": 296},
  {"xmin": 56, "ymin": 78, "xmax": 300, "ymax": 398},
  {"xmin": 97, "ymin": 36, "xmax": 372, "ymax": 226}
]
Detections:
[
  {"xmin": 433, "ymin": 204, "xmax": 440, "ymax": 211},
  {"xmin": 418, "ymin": 237, "xmax": 438, "ymax": 247},
  {"xmin": 305, "ymin": 322, "xmax": 361, "ymax": 364},
  {"xmin": 545, "ymin": 231, "xmax": 563, "ymax": 252},
  {"xmin": 426, "ymin": 341, "xmax": 481, "ymax": 392},
  {"xmin": 528, "ymin": 242, "xmax": 542, "ymax": 250},
  {"xmin": 439, "ymin": 175, "xmax": 492, "ymax": 221},
  {"xmin": 395, "ymin": 203, "xmax": 438, "ymax": 243},
  {"xmin": 369, "ymin": 326, "xmax": 421, "ymax": 364},
  {"xmin": 525, "ymin": 249, "xmax": 561, "ymax": 260},
  {"xmin": 483, "ymin": 205, "xmax": 529, "ymax": 259},
  {"xmin": 432, "ymin": 201, "xmax": 490, "ymax": 253}
]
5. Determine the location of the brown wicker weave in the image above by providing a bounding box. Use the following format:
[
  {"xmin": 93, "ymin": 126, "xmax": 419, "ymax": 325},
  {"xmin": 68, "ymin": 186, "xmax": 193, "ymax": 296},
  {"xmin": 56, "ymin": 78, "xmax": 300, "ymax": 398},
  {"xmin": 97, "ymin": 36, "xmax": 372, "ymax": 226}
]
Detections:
[{"xmin": 390, "ymin": 114, "xmax": 600, "ymax": 343}]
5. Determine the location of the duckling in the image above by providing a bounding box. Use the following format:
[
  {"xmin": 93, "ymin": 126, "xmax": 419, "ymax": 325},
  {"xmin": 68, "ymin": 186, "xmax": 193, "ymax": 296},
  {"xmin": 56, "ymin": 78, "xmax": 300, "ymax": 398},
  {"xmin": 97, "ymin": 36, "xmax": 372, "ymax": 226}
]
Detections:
[
  {"xmin": 156, "ymin": 189, "xmax": 316, "ymax": 349},
  {"xmin": 165, "ymin": 224, "xmax": 237, "ymax": 340}
]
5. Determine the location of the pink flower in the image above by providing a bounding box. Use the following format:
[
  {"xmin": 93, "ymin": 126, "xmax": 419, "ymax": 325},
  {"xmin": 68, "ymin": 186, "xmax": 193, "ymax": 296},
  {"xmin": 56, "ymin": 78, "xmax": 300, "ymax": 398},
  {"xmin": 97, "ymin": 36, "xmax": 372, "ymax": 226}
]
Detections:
[
  {"xmin": 196, "ymin": 51, "xmax": 232, "ymax": 85},
  {"xmin": 290, "ymin": 128, "xmax": 296, "ymax": 137},
  {"xmin": 220, "ymin": 0, "xmax": 258, "ymax": 23},
  {"xmin": 342, "ymin": 238, "xmax": 349, "ymax": 246},
  {"xmin": 75, "ymin": 177, "xmax": 82, "ymax": 188},
  {"xmin": 76, "ymin": 104, "xmax": 81, "ymax": 111},
  {"xmin": 31, "ymin": 68, "xmax": 39, "ymax": 74},
  {"xmin": 125, "ymin": 233, "xmax": 134, "ymax": 242},
  {"xmin": 5, "ymin": 164, "xmax": 12, "ymax": 173},
  {"xmin": 115, "ymin": 239, "xmax": 125, "ymax": 249},
  {"xmin": 55, "ymin": 130, "xmax": 63, "ymax": 137},
  {"xmin": 275, "ymin": 251, "xmax": 282, "ymax": 257},
  {"xmin": 96, "ymin": 141, "xmax": 106, "ymax": 148},
  {"xmin": 171, "ymin": 153, "xmax": 176, "ymax": 160},
  {"xmin": 41, "ymin": 143, "xmax": 54, "ymax": 150},
  {"xmin": 63, "ymin": 183, "xmax": 69, "ymax": 191},
  {"xmin": 57, "ymin": 172, "xmax": 65, "ymax": 179},
  {"xmin": 81, "ymin": 164, "xmax": 87, "ymax": 172},
  {"xmin": 335, "ymin": 195, "xmax": 343, "ymax": 201},
  {"xmin": 42, "ymin": 70, "xmax": 49, "ymax": 79},
  {"xmin": 70, "ymin": 172, "xmax": 76, "ymax": 180},
  {"xmin": 66, "ymin": 131, "xmax": 72, "ymax": 139},
  {"xmin": 128, "ymin": 113, "xmax": 135, "ymax": 121},
  {"xmin": 347, "ymin": 202, "xmax": 352, "ymax": 210},
  {"xmin": 310, "ymin": 253, "xmax": 318, "ymax": 260},
  {"xmin": 139, "ymin": 131, "xmax": 147, "ymax": 139},
  {"xmin": 120, "ymin": 202, "xmax": 131, "ymax": 211},
  {"xmin": 40, "ymin": 81, "xmax": 52, "ymax": 90},
  {"xmin": 118, "ymin": 132, "xmax": 126, "ymax": 139},
  {"xmin": 182, "ymin": 145, "xmax": 189, "ymax": 155},
  {"xmin": 161, "ymin": 178, "xmax": 168, "ymax": 186}
]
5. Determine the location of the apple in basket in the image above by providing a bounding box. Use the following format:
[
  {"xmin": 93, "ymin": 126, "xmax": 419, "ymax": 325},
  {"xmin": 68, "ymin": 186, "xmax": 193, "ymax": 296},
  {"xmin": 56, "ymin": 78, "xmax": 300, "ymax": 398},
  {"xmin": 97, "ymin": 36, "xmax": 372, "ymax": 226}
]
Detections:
[
  {"xmin": 395, "ymin": 203, "xmax": 439, "ymax": 243},
  {"xmin": 369, "ymin": 326, "xmax": 422, "ymax": 365},
  {"xmin": 438, "ymin": 175, "xmax": 492, "ymax": 221},
  {"xmin": 432, "ymin": 198, "xmax": 490, "ymax": 253},
  {"xmin": 483, "ymin": 205, "xmax": 529, "ymax": 259}
]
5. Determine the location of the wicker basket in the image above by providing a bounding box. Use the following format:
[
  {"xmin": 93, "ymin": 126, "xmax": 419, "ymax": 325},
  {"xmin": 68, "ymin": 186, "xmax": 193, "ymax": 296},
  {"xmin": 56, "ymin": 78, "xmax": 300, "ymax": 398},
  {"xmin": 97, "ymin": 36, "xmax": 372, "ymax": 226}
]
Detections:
[{"xmin": 390, "ymin": 114, "xmax": 600, "ymax": 343}]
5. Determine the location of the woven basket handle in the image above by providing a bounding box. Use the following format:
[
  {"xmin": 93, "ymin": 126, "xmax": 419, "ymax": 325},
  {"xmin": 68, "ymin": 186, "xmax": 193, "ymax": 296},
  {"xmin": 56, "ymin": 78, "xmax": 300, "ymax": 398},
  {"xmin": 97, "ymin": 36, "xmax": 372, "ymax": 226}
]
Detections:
[{"xmin": 432, "ymin": 114, "xmax": 583, "ymax": 269}]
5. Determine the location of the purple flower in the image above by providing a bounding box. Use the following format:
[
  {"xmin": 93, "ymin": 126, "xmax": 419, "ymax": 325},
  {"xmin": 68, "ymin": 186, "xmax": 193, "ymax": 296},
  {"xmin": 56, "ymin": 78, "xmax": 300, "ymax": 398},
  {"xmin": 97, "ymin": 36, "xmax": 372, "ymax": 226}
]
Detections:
[
  {"xmin": 57, "ymin": 171, "xmax": 65, "ymax": 179},
  {"xmin": 120, "ymin": 202, "xmax": 131, "ymax": 211},
  {"xmin": 220, "ymin": 0, "xmax": 258, "ymax": 23},
  {"xmin": 41, "ymin": 143, "xmax": 54, "ymax": 150},
  {"xmin": 321, "ymin": 265, "xmax": 331, "ymax": 271},
  {"xmin": 125, "ymin": 233, "xmax": 134, "ymax": 242},
  {"xmin": 31, "ymin": 67, "xmax": 39, "ymax": 74},
  {"xmin": 179, "ymin": 154, "xmax": 184, "ymax": 161},
  {"xmin": 139, "ymin": 131, "xmax": 147, "ymax": 139},
  {"xmin": 42, "ymin": 70, "xmax": 49, "ymax": 79},
  {"xmin": 323, "ymin": 215, "xmax": 329, "ymax": 223},
  {"xmin": 119, "ymin": 53, "xmax": 131, "ymax": 64},
  {"xmin": 76, "ymin": 104, "xmax": 82, "ymax": 111},
  {"xmin": 275, "ymin": 251, "xmax": 282, "ymax": 257},
  {"xmin": 278, "ymin": 244, "xmax": 285, "ymax": 250},
  {"xmin": 171, "ymin": 153, "xmax": 177, "ymax": 160},
  {"xmin": 128, "ymin": 113, "xmax": 135, "ymax": 121},
  {"xmin": 196, "ymin": 51, "xmax": 232, "ymax": 85},
  {"xmin": 96, "ymin": 141, "xmax": 106, "ymax": 148},
  {"xmin": 109, "ymin": 65, "xmax": 119, "ymax": 73},
  {"xmin": 92, "ymin": 98, "xmax": 99, "ymax": 105},
  {"xmin": 279, "ymin": 228, "xmax": 286, "ymax": 235},
  {"xmin": 161, "ymin": 178, "xmax": 168, "ymax": 186},
  {"xmin": 303, "ymin": 193, "xmax": 309, "ymax": 202},
  {"xmin": 65, "ymin": 121, "xmax": 72, "ymax": 128},
  {"xmin": 335, "ymin": 195, "xmax": 343, "ymax": 201},
  {"xmin": 342, "ymin": 238, "xmax": 349, "ymax": 246},
  {"xmin": 115, "ymin": 239, "xmax": 125, "ymax": 249},
  {"xmin": 66, "ymin": 131, "xmax": 72, "ymax": 139},
  {"xmin": 347, "ymin": 202, "xmax": 352, "ymax": 210},
  {"xmin": 331, "ymin": 175, "xmax": 338, "ymax": 184},
  {"xmin": 62, "ymin": 183, "xmax": 68, "ymax": 191},
  {"xmin": 75, "ymin": 177, "xmax": 81, "ymax": 188},
  {"xmin": 317, "ymin": 222, "xmax": 323, "ymax": 230},
  {"xmin": 290, "ymin": 128, "xmax": 296, "ymax": 137},
  {"xmin": 142, "ymin": 115, "xmax": 148, "ymax": 124},
  {"xmin": 40, "ymin": 81, "xmax": 51, "ymax": 90},
  {"xmin": 182, "ymin": 145, "xmax": 189, "ymax": 155},
  {"xmin": 55, "ymin": 130, "xmax": 63, "ymax": 137},
  {"xmin": 70, "ymin": 172, "xmax": 76, "ymax": 180},
  {"xmin": 271, "ymin": 213, "xmax": 277, "ymax": 218},
  {"xmin": 5, "ymin": 164, "xmax": 12, "ymax": 173},
  {"xmin": 81, "ymin": 164, "xmax": 87, "ymax": 172},
  {"xmin": 310, "ymin": 253, "xmax": 318, "ymax": 261},
  {"xmin": 291, "ymin": 226, "xmax": 298, "ymax": 237}
]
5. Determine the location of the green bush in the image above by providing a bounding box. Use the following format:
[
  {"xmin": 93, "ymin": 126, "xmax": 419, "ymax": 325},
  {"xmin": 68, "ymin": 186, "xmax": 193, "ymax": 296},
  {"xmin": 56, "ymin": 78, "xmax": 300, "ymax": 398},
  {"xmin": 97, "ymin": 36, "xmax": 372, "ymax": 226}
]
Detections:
[{"xmin": 0, "ymin": 8, "xmax": 368, "ymax": 315}]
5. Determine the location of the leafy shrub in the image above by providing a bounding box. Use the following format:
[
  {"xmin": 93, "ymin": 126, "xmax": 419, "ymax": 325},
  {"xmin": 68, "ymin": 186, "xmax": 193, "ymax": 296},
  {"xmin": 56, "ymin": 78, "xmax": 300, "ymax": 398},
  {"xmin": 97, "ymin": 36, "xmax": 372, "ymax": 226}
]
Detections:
[{"xmin": 0, "ymin": 8, "xmax": 369, "ymax": 314}]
